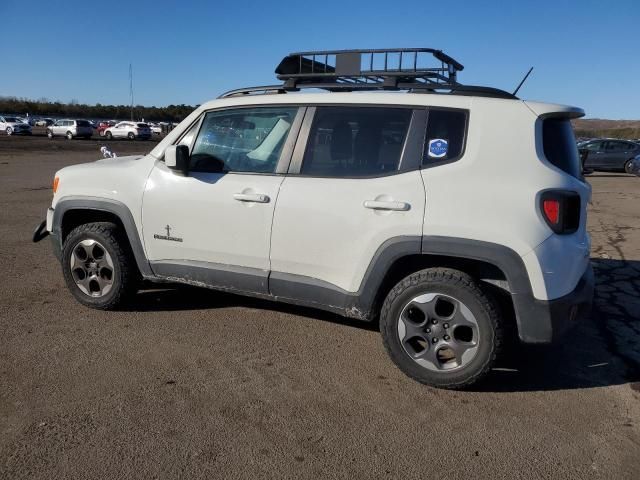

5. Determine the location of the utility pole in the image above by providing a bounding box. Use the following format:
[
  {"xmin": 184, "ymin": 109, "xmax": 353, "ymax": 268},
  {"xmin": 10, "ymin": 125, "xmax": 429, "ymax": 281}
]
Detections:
[{"xmin": 129, "ymin": 63, "xmax": 134, "ymax": 121}]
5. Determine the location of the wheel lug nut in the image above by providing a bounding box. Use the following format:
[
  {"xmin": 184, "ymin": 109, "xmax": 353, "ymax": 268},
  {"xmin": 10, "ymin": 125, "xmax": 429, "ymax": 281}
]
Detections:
[
  {"xmin": 432, "ymin": 337, "xmax": 438, "ymax": 343},
  {"xmin": 443, "ymin": 323, "xmax": 449, "ymax": 329},
  {"xmin": 444, "ymin": 335, "xmax": 450, "ymax": 341},
  {"xmin": 426, "ymin": 328, "xmax": 431, "ymax": 333},
  {"xmin": 431, "ymin": 319, "xmax": 437, "ymax": 325}
]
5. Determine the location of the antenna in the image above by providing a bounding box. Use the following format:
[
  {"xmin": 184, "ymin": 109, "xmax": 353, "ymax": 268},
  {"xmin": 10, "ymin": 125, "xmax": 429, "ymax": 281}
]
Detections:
[
  {"xmin": 129, "ymin": 63, "xmax": 134, "ymax": 121},
  {"xmin": 512, "ymin": 67, "xmax": 533, "ymax": 96}
]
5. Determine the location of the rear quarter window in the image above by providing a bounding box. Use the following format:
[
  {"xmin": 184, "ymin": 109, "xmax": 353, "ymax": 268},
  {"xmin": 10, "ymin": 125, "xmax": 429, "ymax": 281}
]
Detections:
[
  {"xmin": 76, "ymin": 120, "xmax": 91, "ymax": 127},
  {"xmin": 542, "ymin": 119, "xmax": 581, "ymax": 178},
  {"xmin": 422, "ymin": 109, "xmax": 467, "ymax": 167}
]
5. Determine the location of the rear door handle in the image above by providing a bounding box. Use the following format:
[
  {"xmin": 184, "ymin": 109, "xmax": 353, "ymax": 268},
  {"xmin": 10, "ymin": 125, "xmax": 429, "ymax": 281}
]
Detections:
[
  {"xmin": 233, "ymin": 193, "xmax": 270, "ymax": 203},
  {"xmin": 364, "ymin": 200, "xmax": 410, "ymax": 211}
]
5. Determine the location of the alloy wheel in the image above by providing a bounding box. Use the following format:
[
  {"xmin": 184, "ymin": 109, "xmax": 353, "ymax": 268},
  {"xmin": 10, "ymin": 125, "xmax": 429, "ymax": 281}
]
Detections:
[
  {"xmin": 69, "ymin": 239, "xmax": 115, "ymax": 297},
  {"xmin": 397, "ymin": 293, "xmax": 480, "ymax": 371}
]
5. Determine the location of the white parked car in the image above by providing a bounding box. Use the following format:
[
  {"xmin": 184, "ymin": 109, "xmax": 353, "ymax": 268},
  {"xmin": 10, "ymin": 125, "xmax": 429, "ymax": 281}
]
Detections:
[
  {"xmin": 47, "ymin": 119, "xmax": 93, "ymax": 139},
  {"xmin": 33, "ymin": 48, "xmax": 593, "ymax": 389},
  {"xmin": 0, "ymin": 116, "xmax": 32, "ymax": 135},
  {"xmin": 149, "ymin": 123, "xmax": 162, "ymax": 135},
  {"xmin": 104, "ymin": 122, "xmax": 152, "ymax": 140}
]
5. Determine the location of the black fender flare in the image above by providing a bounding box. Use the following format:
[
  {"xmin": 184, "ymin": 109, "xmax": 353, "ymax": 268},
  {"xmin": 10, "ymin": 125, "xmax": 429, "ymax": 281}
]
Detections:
[
  {"xmin": 352, "ymin": 235, "xmax": 549, "ymax": 343},
  {"xmin": 52, "ymin": 196, "xmax": 153, "ymax": 277}
]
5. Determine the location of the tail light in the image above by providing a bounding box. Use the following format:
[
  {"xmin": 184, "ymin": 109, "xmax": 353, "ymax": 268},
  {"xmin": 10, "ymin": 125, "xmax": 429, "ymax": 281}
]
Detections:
[{"xmin": 540, "ymin": 191, "xmax": 580, "ymax": 234}]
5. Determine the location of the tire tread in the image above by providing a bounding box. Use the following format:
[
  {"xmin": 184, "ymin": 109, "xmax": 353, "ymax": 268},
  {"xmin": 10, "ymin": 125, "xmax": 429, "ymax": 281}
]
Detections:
[{"xmin": 380, "ymin": 267, "xmax": 503, "ymax": 389}]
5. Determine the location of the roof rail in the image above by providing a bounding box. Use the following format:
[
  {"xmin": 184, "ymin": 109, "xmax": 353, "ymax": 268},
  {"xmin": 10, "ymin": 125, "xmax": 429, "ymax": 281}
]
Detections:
[
  {"xmin": 218, "ymin": 48, "xmax": 517, "ymax": 99},
  {"xmin": 219, "ymin": 85, "xmax": 286, "ymax": 98}
]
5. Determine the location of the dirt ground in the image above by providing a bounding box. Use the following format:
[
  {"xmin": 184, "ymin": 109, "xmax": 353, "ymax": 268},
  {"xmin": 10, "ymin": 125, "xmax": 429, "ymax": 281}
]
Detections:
[{"xmin": 1, "ymin": 134, "xmax": 639, "ymax": 479}]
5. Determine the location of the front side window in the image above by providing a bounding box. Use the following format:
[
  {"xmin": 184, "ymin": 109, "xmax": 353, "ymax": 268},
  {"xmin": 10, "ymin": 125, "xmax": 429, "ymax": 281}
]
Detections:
[
  {"xmin": 585, "ymin": 141, "xmax": 604, "ymax": 152},
  {"xmin": 301, "ymin": 107, "xmax": 412, "ymax": 177},
  {"xmin": 422, "ymin": 109, "xmax": 467, "ymax": 166},
  {"xmin": 190, "ymin": 106, "xmax": 298, "ymax": 174}
]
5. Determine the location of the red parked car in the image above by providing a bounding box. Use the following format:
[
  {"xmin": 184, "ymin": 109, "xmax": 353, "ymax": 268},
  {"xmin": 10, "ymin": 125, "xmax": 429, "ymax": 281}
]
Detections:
[{"xmin": 97, "ymin": 121, "xmax": 117, "ymax": 137}]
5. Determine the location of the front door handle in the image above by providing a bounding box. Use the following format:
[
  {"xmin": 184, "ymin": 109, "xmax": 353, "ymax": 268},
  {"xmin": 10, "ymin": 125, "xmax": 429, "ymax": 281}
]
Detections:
[
  {"xmin": 233, "ymin": 193, "xmax": 270, "ymax": 203},
  {"xmin": 364, "ymin": 200, "xmax": 410, "ymax": 211}
]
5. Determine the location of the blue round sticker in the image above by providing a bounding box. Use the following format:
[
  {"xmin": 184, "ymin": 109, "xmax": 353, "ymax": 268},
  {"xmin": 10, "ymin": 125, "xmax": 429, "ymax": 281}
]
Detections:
[{"xmin": 428, "ymin": 138, "xmax": 449, "ymax": 158}]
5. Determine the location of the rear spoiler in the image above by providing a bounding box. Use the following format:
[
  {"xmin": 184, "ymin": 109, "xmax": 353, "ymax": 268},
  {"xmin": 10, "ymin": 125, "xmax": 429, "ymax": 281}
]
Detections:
[{"xmin": 523, "ymin": 101, "xmax": 585, "ymax": 119}]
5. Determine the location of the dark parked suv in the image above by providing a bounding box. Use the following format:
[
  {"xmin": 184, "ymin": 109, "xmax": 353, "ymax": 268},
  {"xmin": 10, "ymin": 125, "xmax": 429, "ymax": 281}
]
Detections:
[{"xmin": 579, "ymin": 139, "xmax": 640, "ymax": 173}]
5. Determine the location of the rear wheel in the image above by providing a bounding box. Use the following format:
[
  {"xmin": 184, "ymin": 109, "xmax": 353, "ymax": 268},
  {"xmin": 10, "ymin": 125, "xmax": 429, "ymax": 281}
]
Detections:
[
  {"xmin": 625, "ymin": 159, "xmax": 635, "ymax": 174},
  {"xmin": 380, "ymin": 268, "xmax": 503, "ymax": 389},
  {"xmin": 6, "ymin": 127, "xmax": 13, "ymax": 136},
  {"xmin": 127, "ymin": 132, "xmax": 135, "ymax": 140},
  {"xmin": 62, "ymin": 222, "xmax": 138, "ymax": 309},
  {"xmin": 66, "ymin": 131, "xmax": 73, "ymax": 140}
]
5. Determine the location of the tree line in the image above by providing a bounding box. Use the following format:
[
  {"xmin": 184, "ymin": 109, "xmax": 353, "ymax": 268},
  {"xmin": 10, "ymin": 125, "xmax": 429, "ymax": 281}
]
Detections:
[
  {"xmin": 0, "ymin": 96, "xmax": 197, "ymax": 122},
  {"xmin": 574, "ymin": 127, "xmax": 640, "ymax": 140}
]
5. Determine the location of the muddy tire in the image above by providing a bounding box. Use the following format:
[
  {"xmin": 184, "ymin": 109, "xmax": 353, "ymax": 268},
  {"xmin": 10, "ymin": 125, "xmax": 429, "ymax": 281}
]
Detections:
[
  {"xmin": 61, "ymin": 222, "xmax": 139, "ymax": 310},
  {"xmin": 380, "ymin": 268, "xmax": 503, "ymax": 389}
]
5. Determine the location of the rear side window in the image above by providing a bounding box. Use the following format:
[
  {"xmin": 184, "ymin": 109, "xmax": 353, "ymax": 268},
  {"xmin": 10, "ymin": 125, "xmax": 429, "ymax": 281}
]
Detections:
[
  {"xmin": 137, "ymin": 123, "xmax": 148, "ymax": 128},
  {"xmin": 542, "ymin": 119, "xmax": 581, "ymax": 178},
  {"xmin": 301, "ymin": 106, "xmax": 411, "ymax": 177},
  {"xmin": 422, "ymin": 109, "xmax": 467, "ymax": 166},
  {"xmin": 76, "ymin": 120, "xmax": 90, "ymax": 127}
]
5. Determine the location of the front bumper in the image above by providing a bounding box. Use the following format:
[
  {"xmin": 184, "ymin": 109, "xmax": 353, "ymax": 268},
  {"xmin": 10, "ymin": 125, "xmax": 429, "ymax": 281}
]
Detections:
[{"xmin": 518, "ymin": 264, "xmax": 594, "ymax": 343}]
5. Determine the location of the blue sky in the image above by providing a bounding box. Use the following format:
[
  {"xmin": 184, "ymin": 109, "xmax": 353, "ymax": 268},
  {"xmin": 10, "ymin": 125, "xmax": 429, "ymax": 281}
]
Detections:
[{"xmin": 2, "ymin": 0, "xmax": 639, "ymax": 118}]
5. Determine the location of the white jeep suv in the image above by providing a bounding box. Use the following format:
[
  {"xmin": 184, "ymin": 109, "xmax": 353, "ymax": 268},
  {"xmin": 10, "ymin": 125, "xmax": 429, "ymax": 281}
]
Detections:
[{"xmin": 33, "ymin": 49, "xmax": 593, "ymax": 388}]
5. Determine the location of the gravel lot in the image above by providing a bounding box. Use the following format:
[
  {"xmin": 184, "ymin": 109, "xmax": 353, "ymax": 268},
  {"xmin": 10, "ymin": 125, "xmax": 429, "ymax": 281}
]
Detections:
[{"xmin": 1, "ymin": 134, "xmax": 639, "ymax": 479}]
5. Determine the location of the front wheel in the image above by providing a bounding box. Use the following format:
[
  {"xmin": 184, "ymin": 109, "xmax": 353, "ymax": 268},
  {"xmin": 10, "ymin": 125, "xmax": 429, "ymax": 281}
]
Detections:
[
  {"xmin": 105, "ymin": 131, "xmax": 113, "ymax": 140},
  {"xmin": 47, "ymin": 130, "xmax": 54, "ymax": 138},
  {"xmin": 61, "ymin": 222, "xmax": 138, "ymax": 309},
  {"xmin": 380, "ymin": 268, "xmax": 503, "ymax": 389}
]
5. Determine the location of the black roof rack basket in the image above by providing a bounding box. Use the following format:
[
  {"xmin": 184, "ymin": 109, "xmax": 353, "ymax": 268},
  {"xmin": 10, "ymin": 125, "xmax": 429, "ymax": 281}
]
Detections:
[
  {"xmin": 275, "ymin": 48, "xmax": 464, "ymax": 92},
  {"xmin": 218, "ymin": 48, "xmax": 516, "ymax": 99}
]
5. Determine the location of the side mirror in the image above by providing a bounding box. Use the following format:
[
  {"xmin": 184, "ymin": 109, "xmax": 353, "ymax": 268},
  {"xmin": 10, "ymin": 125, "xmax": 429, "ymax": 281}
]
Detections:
[{"xmin": 165, "ymin": 145, "xmax": 190, "ymax": 176}]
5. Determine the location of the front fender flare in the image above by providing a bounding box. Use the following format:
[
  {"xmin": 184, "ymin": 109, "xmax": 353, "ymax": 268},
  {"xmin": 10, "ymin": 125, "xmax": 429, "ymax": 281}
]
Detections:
[{"xmin": 52, "ymin": 196, "xmax": 153, "ymax": 277}]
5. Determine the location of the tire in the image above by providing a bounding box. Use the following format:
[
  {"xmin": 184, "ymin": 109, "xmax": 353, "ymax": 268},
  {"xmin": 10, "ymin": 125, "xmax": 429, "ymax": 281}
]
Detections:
[
  {"xmin": 6, "ymin": 127, "xmax": 12, "ymax": 136},
  {"xmin": 127, "ymin": 132, "xmax": 135, "ymax": 140},
  {"xmin": 61, "ymin": 222, "xmax": 139, "ymax": 309},
  {"xmin": 66, "ymin": 131, "xmax": 73, "ymax": 140},
  {"xmin": 105, "ymin": 131, "xmax": 112, "ymax": 140},
  {"xmin": 380, "ymin": 268, "xmax": 503, "ymax": 389},
  {"xmin": 47, "ymin": 130, "xmax": 53, "ymax": 139},
  {"xmin": 624, "ymin": 159, "xmax": 634, "ymax": 174}
]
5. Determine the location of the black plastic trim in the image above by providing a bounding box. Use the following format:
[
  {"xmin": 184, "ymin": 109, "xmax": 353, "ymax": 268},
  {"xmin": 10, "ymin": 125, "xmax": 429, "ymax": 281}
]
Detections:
[
  {"xmin": 51, "ymin": 197, "xmax": 153, "ymax": 277},
  {"xmin": 32, "ymin": 220, "xmax": 49, "ymax": 242},
  {"xmin": 151, "ymin": 261, "xmax": 269, "ymax": 294}
]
